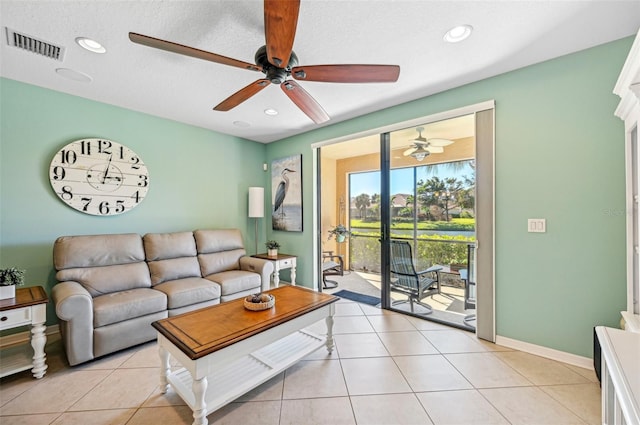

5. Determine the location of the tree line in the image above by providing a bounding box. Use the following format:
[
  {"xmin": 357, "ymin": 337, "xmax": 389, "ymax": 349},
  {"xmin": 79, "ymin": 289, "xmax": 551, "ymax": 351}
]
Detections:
[{"xmin": 353, "ymin": 174, "xmax": 475, "ymax": 222}]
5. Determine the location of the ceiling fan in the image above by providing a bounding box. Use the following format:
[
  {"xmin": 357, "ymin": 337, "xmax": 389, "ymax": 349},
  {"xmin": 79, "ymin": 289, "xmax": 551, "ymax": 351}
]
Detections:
[
  {"xmin": 403, "ymin": 127, "xmax": 454, "ymax": 161},
  {"xmin": 128, "ymin": 0, "xmax": 400, "ymax": 124}
]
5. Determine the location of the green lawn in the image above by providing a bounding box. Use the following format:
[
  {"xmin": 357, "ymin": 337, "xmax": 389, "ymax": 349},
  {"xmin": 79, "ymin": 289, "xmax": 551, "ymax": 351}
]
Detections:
[{"xmin": 350, "ymin": 218, "xmax": 475, "ymax": 232}]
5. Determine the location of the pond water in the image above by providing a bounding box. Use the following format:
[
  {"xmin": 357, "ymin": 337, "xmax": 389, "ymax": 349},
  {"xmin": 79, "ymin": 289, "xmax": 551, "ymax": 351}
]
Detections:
[{"xmin": 354, "ymin": 228, "xmax": 475, "ymax": 238}]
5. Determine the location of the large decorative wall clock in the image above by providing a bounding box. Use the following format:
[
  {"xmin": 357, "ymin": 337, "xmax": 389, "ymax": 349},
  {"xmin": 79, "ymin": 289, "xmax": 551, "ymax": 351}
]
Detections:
[{"xmin": 49, "ymin": 138, "xmax": 150, "ymax": 216}]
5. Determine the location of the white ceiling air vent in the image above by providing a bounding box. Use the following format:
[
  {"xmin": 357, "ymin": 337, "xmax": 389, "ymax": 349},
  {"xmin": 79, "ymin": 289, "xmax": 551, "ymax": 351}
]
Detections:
[{"xmin": 5, "ymin": 27, "xmax": 65, "ymax": 61}]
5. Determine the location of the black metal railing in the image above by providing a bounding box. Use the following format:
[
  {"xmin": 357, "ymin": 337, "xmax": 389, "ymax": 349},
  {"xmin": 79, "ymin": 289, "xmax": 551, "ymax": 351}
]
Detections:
[{"xmin": 349, "ymin": 233, "xmax": 474, "ymax": 273}]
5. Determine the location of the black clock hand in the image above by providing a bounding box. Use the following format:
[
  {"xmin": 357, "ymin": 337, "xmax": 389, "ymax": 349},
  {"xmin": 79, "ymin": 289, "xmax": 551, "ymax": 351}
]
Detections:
[{"xmin": 102, "ymin": 155, "xmax": 112, "ymax": 184}]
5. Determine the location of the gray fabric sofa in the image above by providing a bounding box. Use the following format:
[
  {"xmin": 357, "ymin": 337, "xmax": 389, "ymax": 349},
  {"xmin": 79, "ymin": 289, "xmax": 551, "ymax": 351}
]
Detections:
[{"xmin": 52, "ymin": 229, "xmax": 273, "ymax": 366}]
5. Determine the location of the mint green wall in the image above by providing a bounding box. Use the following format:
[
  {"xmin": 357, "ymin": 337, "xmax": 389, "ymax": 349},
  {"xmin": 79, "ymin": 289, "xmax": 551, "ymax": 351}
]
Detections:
[
  {"xmin": 266, "ymin": 37, "xmax": 633, "ymax": 358},
  {"xmin": 1, "ymin": 36, "xmax": 632, "ymax": 358},
  {"xmin": 0, "ymin": 79, "xmax": 267, "ymax": 325}
]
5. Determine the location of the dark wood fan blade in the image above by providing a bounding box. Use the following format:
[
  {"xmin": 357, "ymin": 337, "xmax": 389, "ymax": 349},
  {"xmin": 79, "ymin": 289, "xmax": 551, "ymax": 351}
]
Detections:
[
  {"xmin": 264, "ymin": 0, "xmax": 300, "ymax": 68},
  {"xmin": 214, "ymin": 79, "xmax": 271, "ymax": 111},
  {"xmin": 291, "ymin": 65, "xmax": 400, "ymax": 83},
  {"xmin": 129, "ymin": 32, "xmax": 261, "ymax": 72},
  {"xmin": 281, "ymin": 80, "xmax": 329, "ymax": 124}
]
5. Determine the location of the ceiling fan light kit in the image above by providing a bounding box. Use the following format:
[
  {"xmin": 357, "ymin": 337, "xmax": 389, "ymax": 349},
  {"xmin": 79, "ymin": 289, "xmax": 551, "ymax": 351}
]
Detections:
[
  {"xmin": 411, "ymin": 147, "xmax": 430, "ymax": 162},
  {"xmin": 128, "ymin": 0, "xmax": 400, "ymax": 124},
  {"xmin": 403, "ymin": 127, "xmax": 454, "ymax": 161}
]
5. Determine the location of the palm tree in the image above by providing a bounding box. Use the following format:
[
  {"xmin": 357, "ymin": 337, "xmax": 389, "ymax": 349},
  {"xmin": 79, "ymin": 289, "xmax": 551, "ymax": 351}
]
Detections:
[
  {"xmin": 370, "ymin": 193, "xmax": 381, "ymax": 219},
  {"xmin": 354, "ymin": 193, "xmax": 371, "ymax": 220},
  {"xmin": 417, "ymin": 176, "xmax": 465, "ymax": 221},
  {"xmin": 440, "ymin": 177, "xmax": 463, "ymax": 221}
]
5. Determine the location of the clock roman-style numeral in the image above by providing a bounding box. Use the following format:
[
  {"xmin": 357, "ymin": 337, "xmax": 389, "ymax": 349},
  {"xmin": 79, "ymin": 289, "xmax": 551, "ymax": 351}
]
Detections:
[
  {"xmin": 60, "ymin": 150, "xmax": 77, "ymax": 164},
  {"xmin": 81, "ymin": 140, "xmax": 92, "ymax": 156},
  {"xmin": 98, "ymin": 140, "xmax": 112, "ymax": 155},
  {"xmin": 52, "ymin": 166, "xmax": 66, "ymax": 181},
  {"xmin": 61, "ymin": 186, "xmax": 73, "ymax": 200}
]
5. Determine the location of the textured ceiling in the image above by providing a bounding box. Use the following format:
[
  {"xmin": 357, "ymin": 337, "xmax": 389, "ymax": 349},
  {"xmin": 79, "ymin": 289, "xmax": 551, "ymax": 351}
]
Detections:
[{"xmin": 1, "ymin": 1, "xmax": 639, "ymax": 143}]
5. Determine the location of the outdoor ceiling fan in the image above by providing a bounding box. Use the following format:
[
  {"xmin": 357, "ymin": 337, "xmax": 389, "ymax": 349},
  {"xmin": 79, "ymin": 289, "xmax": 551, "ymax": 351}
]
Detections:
[
  {"xmin": 128, "ymin": 0, "xmax": 400, "ymax": 124},
  {"xmin": 403, "ymin": 127, "xmax": 454, "ymax": 161}
]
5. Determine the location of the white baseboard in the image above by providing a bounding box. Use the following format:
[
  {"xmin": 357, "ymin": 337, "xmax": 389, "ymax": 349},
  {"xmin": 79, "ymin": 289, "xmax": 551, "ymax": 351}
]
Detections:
[
  {"xmin": 0, "ymin": 325, "xmax": 60, "ymax": 348},
  {"xmin": 2, "ymin": 327, "xmax": 593, "ymax": 370},
  {"xmin": 495, "ymin": 335, "xmax": 594, "ymax": 370}
]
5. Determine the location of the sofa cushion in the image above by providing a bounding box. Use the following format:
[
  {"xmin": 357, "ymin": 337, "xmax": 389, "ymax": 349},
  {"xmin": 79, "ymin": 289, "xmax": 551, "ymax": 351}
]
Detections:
[
  {"xmin": 92, "ymin": 288, "xmax": 167, "ymax": 328},
  {"xmin": 143, "ymin": 231, "xmax": 197, "ymax": 261},
  {"xmin": 195, "ymin": 229, "xmax": 248, "ymax": 276},
  {"xmin": 54, "ymin": 233, "xmax": 145, "ymax": 270},
  {"xmin": 56, "ymin": 262, "xmax": 152, "ymax": 297},
  {"xmin": 194, "ymin": 229, "xmax": 244, "ymax": 253},
  {"xmin": 154, "ymin": 277, "xmax": 221, "ymax": 310},
  {"xmin": 205, "ymin": 270, "xmax": 260, "ymax": 296},
  {"xmin": 148, "ymin": 257, "xmax": 201, "ymax": 286},
  {"xmin": 198, "ymin": 249, "xmax": 246, "ymax": 277}
]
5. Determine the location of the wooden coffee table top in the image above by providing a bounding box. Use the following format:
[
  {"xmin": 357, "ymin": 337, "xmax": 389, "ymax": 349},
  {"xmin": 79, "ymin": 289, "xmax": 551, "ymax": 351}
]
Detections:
[{"xmin": 152, "ymin": 286, "xmax": 338, "ymax": 360}]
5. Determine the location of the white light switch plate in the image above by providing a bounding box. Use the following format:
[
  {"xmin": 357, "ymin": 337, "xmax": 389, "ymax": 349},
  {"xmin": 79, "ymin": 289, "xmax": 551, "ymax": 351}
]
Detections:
[{"xmin": 528, "ymin": 219, "xmax": 546, "ymax": 233}]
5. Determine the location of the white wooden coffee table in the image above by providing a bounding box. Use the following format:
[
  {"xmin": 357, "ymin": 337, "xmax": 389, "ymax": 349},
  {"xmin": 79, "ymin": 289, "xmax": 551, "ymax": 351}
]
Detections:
[{"xmin": 152, "ymin": 285, "xmax": 337, "ymax": 425}]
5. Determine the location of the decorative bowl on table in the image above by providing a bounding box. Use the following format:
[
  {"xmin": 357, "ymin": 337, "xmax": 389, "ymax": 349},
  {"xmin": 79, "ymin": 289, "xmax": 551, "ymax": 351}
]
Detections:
[{"xmin": 243, "ymin": 293, "xmax": 275, "ymax": 311}]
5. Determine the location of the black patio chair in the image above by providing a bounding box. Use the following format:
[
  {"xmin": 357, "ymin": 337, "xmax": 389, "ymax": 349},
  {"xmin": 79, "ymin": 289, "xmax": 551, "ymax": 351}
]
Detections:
[
  {"xmin": 389, "ymin": 240, "xmax": 441, "ymax": 314},
  {"xmin": 322, "ymin": 250, "xmax": 344, "ymax": 289}
]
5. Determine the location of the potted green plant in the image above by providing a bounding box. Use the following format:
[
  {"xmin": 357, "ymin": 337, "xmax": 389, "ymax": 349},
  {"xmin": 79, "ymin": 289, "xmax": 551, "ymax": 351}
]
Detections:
[
  {"xmin": 328, "ymin": 224, "xmax": 351, "ymax": 243},
  {"xmin": 0, "ymin": 267, "xmax": 25, "ymax": 300},
  {"xmin": 265, "ymin": 240, "xmax": 280, "ymax": 258}
]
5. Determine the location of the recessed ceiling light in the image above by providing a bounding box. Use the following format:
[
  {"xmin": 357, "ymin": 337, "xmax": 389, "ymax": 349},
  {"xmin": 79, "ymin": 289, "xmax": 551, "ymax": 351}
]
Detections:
[
  {"xmin": 75, "ymin": 37, "xmax": 106, "ymax": 53},
  {"xmin": 264, "ymin": 108, "xmax": 278, "ymax": 116},
  {"xmin": 233, "ymin": 120, "xmax": 251, "ymax": 128},
  {"xmin": 55, "ymin": 68, "xmax": 92, "ymax": 83},
  {"xmin": 443, "ymin": 25, "xmax": 473, "ymax": 43}
]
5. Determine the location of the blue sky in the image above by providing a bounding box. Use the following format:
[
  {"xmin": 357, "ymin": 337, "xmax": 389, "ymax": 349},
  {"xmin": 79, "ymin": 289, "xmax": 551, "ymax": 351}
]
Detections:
[{"xmin": 350, "ymin": 161, "xmax": 474, "ymax": 198}]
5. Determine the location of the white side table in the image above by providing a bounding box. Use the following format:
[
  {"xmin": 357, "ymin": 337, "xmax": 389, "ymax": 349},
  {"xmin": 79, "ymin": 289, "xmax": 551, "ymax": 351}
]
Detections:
[
  {"xmin": 0, "ymin": 286, "xmax": 48, "ymax": 379},
  {"xmin": 252, "ymin": 253, "xmax": 297, "ymax": 287}
]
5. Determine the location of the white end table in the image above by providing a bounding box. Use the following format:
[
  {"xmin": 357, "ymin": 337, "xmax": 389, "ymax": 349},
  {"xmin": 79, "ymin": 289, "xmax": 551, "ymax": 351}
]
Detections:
[
  {"xmin": 0, "ymin": 286, "xmax": 48, "ymax": 379},
  {"xmin": 252, "ymin": 253, "xmax": 297, "ymax": 287}
]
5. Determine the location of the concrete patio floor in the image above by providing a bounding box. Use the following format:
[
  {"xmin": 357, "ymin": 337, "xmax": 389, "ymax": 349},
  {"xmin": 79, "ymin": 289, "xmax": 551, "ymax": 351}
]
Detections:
[{"xmin": 323, "ymin": 271, "xmax": 476, "ymax": 331}]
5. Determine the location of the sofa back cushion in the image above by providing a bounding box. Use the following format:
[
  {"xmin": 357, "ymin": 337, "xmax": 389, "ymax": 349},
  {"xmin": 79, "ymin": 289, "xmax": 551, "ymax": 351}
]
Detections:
[
  {"xmin": 57, "ymin": 263, "xmax": 151, "ymax": 297},
  {"xmin": 194, "ymin": 229, "xmax": 246, "ymax": 276},
  {"xmin": 54, "ymin": 234, "xmax": 150, "ymax": 297},
  {"xmin": 143, "ymin": 232, "xmax": 201, "ymax": 285}
]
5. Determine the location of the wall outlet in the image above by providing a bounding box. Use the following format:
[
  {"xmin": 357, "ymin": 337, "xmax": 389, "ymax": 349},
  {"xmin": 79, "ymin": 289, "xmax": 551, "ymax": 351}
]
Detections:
[{"xmin": 528, "ymin": 218, "xmax": 546, "ymax": 233}]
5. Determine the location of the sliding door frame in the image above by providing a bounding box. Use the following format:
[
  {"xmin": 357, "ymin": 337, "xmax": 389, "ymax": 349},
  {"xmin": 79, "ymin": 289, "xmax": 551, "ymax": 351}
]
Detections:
[{"xmin": 313, "ymin": 100, "xmax": 495, "ymax": 340}]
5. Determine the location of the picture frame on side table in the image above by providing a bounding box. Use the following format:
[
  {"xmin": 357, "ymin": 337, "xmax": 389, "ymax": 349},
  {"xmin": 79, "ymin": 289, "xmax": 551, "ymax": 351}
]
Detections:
[{"xmin": 271, "ymin": 154, "xmax": 302, "ymax": 232}]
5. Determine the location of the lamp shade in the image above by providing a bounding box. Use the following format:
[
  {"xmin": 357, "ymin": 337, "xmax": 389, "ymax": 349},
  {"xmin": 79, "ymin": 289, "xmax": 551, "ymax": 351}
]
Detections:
[{"xmin": 248, "ymin": 187, "xmax": 264, "ymax": 218}]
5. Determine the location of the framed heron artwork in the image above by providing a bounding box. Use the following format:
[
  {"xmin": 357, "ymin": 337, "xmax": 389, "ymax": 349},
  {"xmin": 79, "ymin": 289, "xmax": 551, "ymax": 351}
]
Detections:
[{"xmin": 271, "ymin": 154, "xmax": 302, "ymax": 232}]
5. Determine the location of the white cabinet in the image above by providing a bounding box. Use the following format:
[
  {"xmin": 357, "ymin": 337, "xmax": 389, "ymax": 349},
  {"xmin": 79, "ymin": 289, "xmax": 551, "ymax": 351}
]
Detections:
[
  {"xmin": 614, "ymin": 30, "xmax": 640, "ymax": 330},
  {"xmin": 595, "ymin": 327, "xmax": 640, "ymax": 424}
]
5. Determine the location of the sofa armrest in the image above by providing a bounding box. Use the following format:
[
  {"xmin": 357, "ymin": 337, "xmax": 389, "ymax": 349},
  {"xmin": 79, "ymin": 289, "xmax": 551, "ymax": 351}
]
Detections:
[
  {"xmin": 239, "ymin": 256, "xmax": 274, "ymax": 292},
  {"xmin": 51, "ymin": 281, "xmax": 95, "ymax": 366}
]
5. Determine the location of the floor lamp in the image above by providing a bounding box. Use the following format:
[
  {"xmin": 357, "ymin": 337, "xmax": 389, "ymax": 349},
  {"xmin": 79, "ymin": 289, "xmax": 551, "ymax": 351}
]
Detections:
[{"xmin": 248, "ymin": 187, "xmax": 264, "ymax": 255}]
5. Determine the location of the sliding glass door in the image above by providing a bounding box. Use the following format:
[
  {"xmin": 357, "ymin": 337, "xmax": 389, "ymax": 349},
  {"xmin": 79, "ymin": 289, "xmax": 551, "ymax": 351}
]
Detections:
[
  {"xmin": 316, "ymin": 102, "xmax": 494, "ymax": 339},
  {"xmin": 382, "ymin": 117, "xmax": 477, "ymax": 329}
]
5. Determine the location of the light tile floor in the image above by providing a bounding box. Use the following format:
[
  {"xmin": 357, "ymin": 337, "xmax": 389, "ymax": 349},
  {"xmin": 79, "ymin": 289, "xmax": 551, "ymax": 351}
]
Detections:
[{"xmin": 0, "ymin": 298, "xmax": 601, "ymax": 425}]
